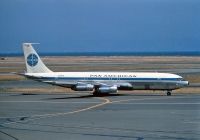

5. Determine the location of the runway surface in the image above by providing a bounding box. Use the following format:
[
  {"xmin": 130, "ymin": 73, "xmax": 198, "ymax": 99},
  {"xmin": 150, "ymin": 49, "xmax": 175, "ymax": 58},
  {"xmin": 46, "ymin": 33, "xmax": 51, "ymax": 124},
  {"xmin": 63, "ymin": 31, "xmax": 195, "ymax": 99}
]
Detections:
[{"xmin": 0, "ymin": 93, "xmax": 200, "ymax": 140}]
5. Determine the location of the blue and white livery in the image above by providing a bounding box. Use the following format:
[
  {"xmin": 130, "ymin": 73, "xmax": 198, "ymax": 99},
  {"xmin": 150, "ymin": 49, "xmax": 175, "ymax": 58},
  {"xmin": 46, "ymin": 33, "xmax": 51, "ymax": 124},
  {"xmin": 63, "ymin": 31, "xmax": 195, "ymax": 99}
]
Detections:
[{"xmin": 22, "ymin": 43, "xmax": 189, "ymax": 96}]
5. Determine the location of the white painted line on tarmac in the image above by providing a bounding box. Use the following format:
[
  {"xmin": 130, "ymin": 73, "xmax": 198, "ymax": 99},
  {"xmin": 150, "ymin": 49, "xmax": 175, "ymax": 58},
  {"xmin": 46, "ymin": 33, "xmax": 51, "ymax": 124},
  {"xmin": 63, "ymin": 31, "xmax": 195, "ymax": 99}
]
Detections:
[
  {"xmin": 109, "ymin": 96, "xmax": 196, "ymax": 104},
  {"xmin": 183, "ymin": 121, "xmax": 200, "ymax": 124},
  {"xmin": 112, "ymin": 102, "xmax": 200, "ymax": 105},
  {"xmin": 0, "ymin": 101, "xmax": 101, "ymax": 104}
]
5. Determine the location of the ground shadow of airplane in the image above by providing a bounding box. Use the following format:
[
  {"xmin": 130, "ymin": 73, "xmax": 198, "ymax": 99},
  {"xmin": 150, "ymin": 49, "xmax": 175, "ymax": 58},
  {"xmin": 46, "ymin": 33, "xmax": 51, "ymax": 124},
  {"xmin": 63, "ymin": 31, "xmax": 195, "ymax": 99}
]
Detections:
[
  {"xmin": 44, "ymin": 93, "xmax": 129, "ymax": 100},
  {"xmin": 14, "ymin": 92, "xmax": 171, "ymax": 100}
]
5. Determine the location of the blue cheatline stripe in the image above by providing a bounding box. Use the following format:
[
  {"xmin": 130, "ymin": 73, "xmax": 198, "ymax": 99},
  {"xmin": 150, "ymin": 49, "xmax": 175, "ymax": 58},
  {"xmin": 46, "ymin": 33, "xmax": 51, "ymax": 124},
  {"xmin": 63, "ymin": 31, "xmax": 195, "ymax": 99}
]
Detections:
[{"xmin": 36, "ymin": 77, "xmax": 181, "ymax": 81}]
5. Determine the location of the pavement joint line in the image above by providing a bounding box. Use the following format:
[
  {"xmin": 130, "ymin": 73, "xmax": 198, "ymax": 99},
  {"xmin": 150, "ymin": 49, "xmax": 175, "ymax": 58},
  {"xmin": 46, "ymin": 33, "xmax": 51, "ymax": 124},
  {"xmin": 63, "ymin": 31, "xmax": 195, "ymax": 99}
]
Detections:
[
  {"xmin": 0, "ymin": 130, "xmax": 19, "ymax": 140},
  {"xmin": 183, "ymin": 121, "xmax": 200, "ymax": 124},
  {"xmin": 14, "ymin": 122, "xmax": 200, "ymax": 136}
]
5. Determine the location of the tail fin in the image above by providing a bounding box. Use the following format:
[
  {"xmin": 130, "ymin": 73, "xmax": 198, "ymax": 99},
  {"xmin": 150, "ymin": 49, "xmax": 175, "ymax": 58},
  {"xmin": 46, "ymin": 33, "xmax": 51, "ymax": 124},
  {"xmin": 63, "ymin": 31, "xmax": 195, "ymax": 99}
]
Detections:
[{"xmin": 22, "ymin": 43, "xmax": 53, "ymax": 73}]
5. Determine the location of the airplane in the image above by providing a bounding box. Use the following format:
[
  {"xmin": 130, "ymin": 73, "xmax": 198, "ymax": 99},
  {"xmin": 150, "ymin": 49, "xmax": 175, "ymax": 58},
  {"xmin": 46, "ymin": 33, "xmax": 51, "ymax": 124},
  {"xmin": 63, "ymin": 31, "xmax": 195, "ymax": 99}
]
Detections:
[{"xmin": 20, "ymin": 43, "xmax": 189, "ymax": 96}]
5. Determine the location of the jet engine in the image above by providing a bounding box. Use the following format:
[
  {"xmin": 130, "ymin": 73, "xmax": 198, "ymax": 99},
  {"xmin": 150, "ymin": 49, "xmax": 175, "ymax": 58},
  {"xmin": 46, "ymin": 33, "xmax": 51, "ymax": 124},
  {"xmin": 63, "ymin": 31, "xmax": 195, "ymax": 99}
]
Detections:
[
  {"xmin": 118, "ymin": 83, "xmax": 133, "ymax": 90},
  {"xmin": 72, "ymin": 84, "xmax": 94, "ymax": 91},
  {"xmin": 97, "ymin": 86, "xmax": 118, "ymax": 93}
]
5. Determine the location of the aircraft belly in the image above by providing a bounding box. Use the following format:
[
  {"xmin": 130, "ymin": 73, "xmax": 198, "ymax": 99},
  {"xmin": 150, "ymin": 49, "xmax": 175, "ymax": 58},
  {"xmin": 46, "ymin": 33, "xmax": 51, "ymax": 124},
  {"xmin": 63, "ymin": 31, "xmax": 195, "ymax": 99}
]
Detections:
[
  {"xmin": 41, "ymin": 78, "xmax": 179, "ymax": 90},
  {"xmin": 84, "ymin": 80, "xmax": 178, "ymax": 90},
  {"xmin": 130, "ymin": 81, "xmax": 178, "ymax": 90}
]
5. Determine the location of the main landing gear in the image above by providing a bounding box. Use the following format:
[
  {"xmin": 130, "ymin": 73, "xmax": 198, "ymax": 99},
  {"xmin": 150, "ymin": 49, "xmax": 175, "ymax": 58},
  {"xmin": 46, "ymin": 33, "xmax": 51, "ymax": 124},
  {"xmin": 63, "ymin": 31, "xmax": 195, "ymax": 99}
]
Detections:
[{"xmin": 166, "ymin": 90, "xmax": 172, "ymax": 96}]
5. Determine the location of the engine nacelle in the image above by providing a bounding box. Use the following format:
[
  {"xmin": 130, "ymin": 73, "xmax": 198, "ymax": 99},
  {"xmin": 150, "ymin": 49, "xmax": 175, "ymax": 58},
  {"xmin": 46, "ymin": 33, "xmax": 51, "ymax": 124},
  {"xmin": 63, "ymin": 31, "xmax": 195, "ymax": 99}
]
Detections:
[
  {"xmin": 98, "ymin": 86, "xmax": 118, "ymax": 93},
  {"xmin": 72, "ymin": 84, "xmax": 94, "ymax": 91},
  {"xmin": 118, "ymin": 83, "xmax": 133, "ymax": 90}
]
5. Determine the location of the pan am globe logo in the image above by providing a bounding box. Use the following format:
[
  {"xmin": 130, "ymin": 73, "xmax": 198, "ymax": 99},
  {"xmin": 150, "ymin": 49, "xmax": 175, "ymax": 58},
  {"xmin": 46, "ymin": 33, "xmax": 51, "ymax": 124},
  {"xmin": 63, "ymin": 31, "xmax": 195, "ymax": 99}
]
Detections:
[{"xmin": 27, "ymin": 53, "xmax": 38, "ymax": 67}]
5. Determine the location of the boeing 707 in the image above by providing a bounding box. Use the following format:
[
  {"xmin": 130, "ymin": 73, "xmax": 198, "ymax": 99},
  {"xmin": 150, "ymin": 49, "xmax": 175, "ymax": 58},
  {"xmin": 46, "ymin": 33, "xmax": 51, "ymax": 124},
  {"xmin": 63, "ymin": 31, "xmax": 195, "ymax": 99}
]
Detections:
[{"xmin": 20, "ymin": 43, "xmax": 189, "ymax": 96}]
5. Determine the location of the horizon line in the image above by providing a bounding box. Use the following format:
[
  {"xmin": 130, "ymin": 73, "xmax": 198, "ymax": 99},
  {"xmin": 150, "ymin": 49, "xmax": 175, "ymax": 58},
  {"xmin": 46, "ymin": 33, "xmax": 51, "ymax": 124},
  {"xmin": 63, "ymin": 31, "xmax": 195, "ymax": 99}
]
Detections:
[{"xmin": 1, "ymin": 51, "xmax": 200, "ymax": 57}]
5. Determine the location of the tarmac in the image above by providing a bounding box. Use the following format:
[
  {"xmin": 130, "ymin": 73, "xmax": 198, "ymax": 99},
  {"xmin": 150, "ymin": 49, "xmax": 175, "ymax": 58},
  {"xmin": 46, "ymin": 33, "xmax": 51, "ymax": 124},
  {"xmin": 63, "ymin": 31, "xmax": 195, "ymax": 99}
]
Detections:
[
  {"xmin": 1, "ymin": 55, "xmax": 200, "ymax": 140},
  {"xmin": 0, "ymin": 92, "xmax": 200, "ymax": 140}
]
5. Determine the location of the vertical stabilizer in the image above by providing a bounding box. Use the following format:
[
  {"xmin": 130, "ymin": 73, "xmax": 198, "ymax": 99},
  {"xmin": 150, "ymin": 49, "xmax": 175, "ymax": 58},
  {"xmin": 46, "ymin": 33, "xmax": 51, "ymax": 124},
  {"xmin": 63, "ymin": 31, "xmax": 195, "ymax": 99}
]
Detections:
[{"xmin": 22, "ymin": 43, "xmax": 52, "ymax": 73}]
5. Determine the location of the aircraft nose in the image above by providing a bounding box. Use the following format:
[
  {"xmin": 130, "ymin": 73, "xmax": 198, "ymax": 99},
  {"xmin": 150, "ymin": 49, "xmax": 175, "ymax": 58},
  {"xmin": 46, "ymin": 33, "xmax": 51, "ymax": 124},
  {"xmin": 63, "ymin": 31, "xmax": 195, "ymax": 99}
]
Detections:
[
  {"xmin": 178, "ymin": 81, "xmax": 189, "ymax": 87},
  {"xmin": 183, "ymin": 81, "xmax": 189, "ymax": 86}
]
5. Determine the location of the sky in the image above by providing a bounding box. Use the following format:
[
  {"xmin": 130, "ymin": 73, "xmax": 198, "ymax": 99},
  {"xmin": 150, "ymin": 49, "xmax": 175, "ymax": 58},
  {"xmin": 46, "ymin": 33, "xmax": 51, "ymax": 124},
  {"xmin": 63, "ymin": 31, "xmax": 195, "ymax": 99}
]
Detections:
[{"xmin": 0, "ymin": 0, "xmax": 200, "ymax": 53}]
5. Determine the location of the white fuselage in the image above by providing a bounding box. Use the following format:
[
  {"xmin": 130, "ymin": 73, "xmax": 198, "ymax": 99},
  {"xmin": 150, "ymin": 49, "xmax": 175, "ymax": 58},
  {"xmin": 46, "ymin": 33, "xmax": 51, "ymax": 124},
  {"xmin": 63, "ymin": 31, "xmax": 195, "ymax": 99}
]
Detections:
[{"xmin": 25, "ymin": 72, "xmax": 189, "ymax": 91}]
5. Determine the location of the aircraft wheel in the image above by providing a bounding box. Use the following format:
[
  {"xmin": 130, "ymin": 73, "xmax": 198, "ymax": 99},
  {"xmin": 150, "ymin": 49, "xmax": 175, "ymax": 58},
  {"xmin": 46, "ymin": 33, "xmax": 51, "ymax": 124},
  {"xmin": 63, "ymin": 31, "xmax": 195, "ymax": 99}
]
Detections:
[
  {"xmin": 93, "ymin": 91, "xmax": 102, "ymax": 96},
  {"xmin": 93, "ymin": 91, "xmax": 99, "ymax": 96},
  {"xmin": 167, "ymin": 91, "xmax": 172, "ymax": 96}
]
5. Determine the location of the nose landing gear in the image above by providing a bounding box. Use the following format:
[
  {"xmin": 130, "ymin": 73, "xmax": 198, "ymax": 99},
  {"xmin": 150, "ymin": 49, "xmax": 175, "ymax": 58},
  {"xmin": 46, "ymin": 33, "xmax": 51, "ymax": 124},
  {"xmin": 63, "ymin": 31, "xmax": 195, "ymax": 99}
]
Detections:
[{"xmin": 166, "ymin": 90, "xmax": 172, "ymax": 96}]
